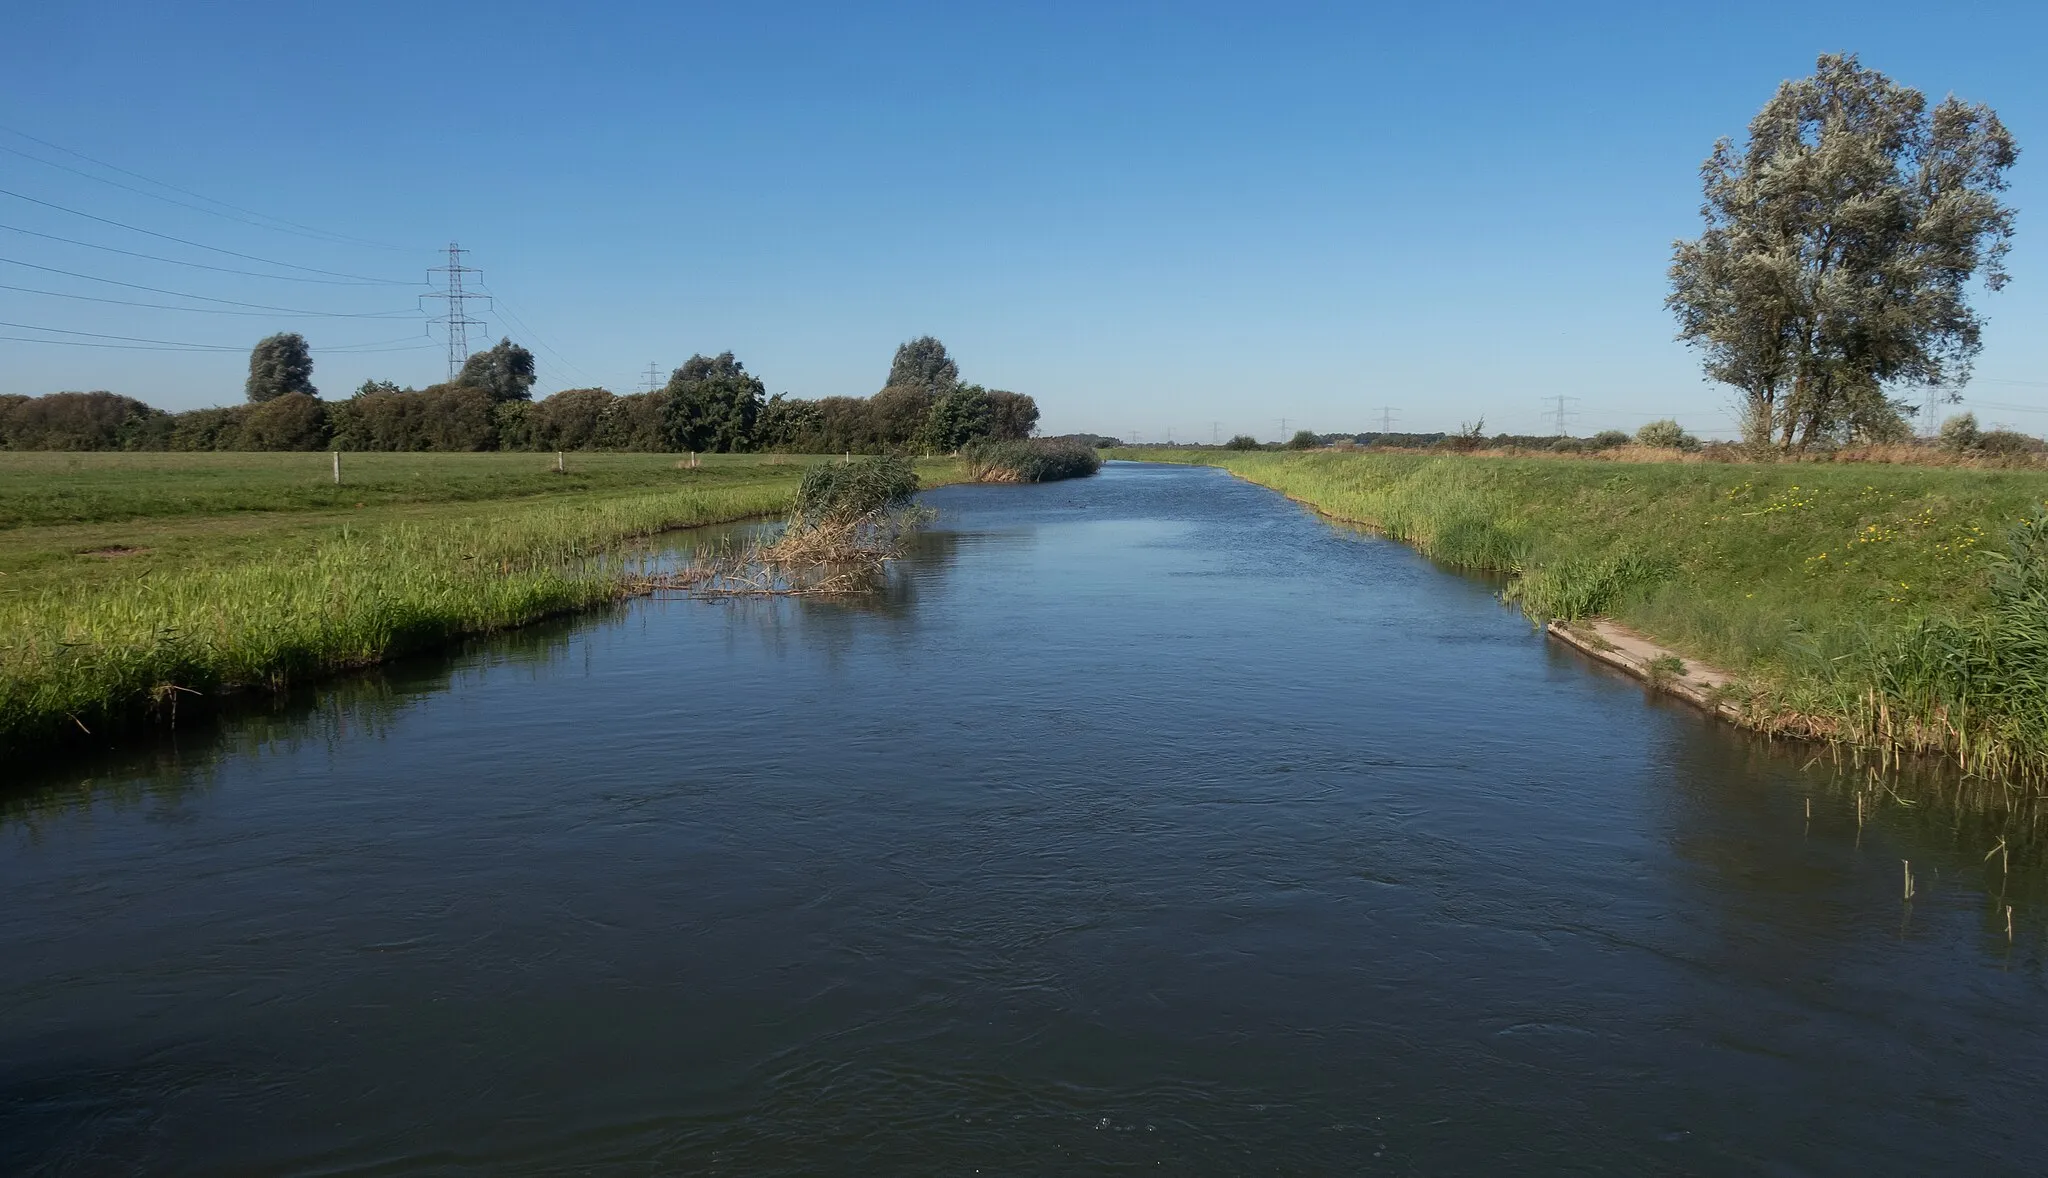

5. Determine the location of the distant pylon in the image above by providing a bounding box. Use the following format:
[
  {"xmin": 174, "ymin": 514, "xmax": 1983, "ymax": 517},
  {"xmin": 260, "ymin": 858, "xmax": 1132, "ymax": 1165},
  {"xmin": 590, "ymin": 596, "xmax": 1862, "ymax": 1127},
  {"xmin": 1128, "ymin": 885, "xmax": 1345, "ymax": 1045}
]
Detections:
[
  {"xmin": 423, "ymin": 243, "xmax": 490, "ymax": 380},
  {"xmin": 1376, "ymin": 406, "xmax": 1397, "ymax": 432},
  {"xmin": 643, "ymin": 362, "xmax": 662, "ymax": 394},
  {"xmin": 1545, "ymin": 395, "xmax": 1581, "ymax": 436}
]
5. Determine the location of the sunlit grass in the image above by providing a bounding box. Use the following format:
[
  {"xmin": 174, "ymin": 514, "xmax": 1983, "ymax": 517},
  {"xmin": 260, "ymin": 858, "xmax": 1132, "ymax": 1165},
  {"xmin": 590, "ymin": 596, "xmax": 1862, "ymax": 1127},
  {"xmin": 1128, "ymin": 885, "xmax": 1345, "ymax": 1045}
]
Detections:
[
  {"xmin": 0, "ymin": 455, "xmax": 963, "ymax": 751},
  {"xmin": 1121, "ymin": 449, "xmax": 2048, "ymax": 782}
]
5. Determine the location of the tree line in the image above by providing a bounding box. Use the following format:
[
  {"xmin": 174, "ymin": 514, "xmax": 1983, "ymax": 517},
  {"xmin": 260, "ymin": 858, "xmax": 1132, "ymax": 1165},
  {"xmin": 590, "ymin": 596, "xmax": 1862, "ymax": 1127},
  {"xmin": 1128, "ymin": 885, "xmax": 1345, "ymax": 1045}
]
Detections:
[{"xmin": 0, "ymin": 334, "xmax": 1038, "ymax": 453}]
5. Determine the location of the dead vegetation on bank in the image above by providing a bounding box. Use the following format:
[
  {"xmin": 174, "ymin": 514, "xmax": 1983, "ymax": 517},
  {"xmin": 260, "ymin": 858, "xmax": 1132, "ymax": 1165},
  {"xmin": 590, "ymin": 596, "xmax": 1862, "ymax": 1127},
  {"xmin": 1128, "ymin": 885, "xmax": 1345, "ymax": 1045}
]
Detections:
[{"xmin": 636, "ymin": 455, "xmax": 929, "ymax": 598}]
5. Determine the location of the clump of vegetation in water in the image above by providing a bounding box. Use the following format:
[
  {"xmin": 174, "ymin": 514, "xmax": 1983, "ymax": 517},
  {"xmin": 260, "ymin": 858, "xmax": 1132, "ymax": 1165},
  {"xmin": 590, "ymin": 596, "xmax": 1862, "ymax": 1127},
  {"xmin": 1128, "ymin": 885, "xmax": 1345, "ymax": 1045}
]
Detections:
[
  {"xmin": 791, "ymin": 454, "xmax": 920, "ymax": 525},
  {"xmin": 964, "ymin": 438, "xmax": 1102, "ymax": 483},
  {"xmin": 669, "ymin": 456, "xmax": 929, "ymax": 596}
]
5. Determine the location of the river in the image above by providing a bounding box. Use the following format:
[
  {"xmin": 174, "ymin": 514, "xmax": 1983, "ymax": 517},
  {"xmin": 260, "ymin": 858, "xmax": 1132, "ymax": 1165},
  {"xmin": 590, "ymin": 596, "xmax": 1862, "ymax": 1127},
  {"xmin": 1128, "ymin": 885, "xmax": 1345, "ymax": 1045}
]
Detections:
[{"xmin": 4, "ymin": 460, "xmax": 2045, "ymax": 1175}]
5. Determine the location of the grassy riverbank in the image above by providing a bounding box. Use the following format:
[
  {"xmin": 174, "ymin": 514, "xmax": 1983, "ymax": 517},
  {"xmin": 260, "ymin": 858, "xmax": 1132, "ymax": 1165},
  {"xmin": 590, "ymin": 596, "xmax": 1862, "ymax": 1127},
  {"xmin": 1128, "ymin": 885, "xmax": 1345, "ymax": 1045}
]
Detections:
[
  {"xmin": 0, "ymin": 452, "xmax": 961, "ymax": 752},
  {"xmin": 1116, "ymin": 450, "xmax": 2048, "ymax": 783}
]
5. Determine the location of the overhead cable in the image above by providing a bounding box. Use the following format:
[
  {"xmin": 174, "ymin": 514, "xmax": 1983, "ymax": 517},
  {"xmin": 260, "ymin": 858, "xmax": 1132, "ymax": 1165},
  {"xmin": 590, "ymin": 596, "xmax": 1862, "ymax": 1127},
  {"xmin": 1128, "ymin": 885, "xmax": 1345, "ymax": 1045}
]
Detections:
[{"xmin": 0, "ymin": 187, "xmax": 415, "ymax": 284}]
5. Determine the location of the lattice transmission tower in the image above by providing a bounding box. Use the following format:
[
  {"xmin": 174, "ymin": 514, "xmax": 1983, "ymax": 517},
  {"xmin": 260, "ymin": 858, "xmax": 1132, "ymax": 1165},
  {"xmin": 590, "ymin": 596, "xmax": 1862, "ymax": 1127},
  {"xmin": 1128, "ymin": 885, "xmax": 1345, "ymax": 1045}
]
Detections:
[{"xmin": 423, "ymin": 243, "xmax": 491, "ymax": 380}]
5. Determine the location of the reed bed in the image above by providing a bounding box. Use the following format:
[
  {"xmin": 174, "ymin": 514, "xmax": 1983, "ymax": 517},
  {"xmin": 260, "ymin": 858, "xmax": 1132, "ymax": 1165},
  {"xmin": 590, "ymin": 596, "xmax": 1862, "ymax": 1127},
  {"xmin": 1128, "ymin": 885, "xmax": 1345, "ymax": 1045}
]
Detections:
[
  {"xmin": 1122, "ymin": 448, "xmax": 2048, "ymax": 784},
  {"xmin": 964, "ymin": 438, "xmax": 1102, "ymax": 483}
]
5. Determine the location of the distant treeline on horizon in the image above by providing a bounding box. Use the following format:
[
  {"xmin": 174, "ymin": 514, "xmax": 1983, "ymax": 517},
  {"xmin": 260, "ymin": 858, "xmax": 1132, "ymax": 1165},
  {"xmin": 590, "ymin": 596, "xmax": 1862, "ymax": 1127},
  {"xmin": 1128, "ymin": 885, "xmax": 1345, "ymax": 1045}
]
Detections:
[{"xmin": 0, "ymin": 335, "xmax": 1047, "ymax": 455}]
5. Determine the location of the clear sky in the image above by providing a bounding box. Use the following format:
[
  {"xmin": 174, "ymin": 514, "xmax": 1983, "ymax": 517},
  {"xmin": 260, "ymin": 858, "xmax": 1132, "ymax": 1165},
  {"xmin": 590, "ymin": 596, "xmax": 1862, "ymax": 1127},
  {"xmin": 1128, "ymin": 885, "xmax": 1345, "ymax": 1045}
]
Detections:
[{"xmin": 1, "ymin": 0, "xmax": 2043, "ymax": 440}]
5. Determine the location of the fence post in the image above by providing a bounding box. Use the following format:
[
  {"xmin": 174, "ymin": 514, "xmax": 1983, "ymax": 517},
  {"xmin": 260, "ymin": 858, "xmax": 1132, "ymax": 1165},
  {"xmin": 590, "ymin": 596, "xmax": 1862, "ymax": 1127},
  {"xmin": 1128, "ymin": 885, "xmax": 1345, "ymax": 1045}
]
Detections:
[{"xmin": 332, "ymin": 451, "xmax": 341, "ymax": 485}]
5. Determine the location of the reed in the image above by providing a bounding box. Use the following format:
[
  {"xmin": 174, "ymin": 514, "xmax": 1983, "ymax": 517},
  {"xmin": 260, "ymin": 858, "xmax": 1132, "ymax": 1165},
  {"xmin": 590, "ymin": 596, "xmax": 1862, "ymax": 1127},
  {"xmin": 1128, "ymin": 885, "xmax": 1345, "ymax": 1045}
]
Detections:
[{"xmin": 964, "ymin": 439, "xmax": 1102, "ymax": 483}]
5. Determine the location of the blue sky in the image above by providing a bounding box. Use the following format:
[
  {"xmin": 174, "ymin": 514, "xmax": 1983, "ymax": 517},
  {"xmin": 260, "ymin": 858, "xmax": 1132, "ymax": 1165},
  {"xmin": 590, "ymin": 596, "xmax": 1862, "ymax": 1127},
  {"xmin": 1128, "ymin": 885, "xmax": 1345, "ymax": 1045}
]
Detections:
[{"xmin": 1, "ymin": 0, "xmax": 2043, "ymax": 440}]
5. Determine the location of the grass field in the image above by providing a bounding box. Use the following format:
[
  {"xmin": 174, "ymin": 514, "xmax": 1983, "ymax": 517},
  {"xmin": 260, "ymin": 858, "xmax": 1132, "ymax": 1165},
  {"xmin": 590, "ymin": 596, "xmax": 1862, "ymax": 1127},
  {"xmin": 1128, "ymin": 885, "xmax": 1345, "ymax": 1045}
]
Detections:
[
  {"xmin": 0, "ymin": 452, "xmax": 959, "ymax": 753},
  {"xmin": 1115, "ymin": 449, "xmax": 2048, "ymax": 783}
]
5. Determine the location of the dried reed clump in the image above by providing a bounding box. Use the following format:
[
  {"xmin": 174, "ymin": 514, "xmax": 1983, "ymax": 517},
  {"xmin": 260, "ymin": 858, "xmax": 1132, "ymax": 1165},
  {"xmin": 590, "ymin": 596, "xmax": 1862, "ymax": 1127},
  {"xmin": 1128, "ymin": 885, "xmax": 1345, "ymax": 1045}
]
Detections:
[{"xmin": 646, "ymin": 456, "xmax": 928, "ymax": 598}]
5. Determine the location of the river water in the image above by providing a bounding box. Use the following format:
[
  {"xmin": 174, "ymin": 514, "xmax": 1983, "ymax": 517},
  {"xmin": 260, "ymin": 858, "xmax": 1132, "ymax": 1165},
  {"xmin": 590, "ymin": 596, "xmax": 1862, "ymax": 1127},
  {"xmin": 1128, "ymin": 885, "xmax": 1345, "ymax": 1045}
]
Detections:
[{"xmin": 4, "ymin": 461, "xmax": 2046, "ymax": 1175}]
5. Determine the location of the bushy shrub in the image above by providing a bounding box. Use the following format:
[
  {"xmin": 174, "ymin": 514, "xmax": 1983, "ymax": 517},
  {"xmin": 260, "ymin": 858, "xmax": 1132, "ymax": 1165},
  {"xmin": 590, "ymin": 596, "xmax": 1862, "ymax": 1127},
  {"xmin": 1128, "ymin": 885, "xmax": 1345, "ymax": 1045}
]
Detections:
[
  {"xmin": 1589, "ymin": 430, "xmax": 1631, "ymax": 450},
  {"xmin": 1939, "ymin": 412, "xmax": 1981, "ymax": 452},
  {"xmin": 1224, "ymin": 434, "xmax": 1262, "ymax": 451},
  {"xmin": 1635, "ymin": 419, "xmax": 1701, "ymax": 450},
  {"xmin": 1286, "ymin": 429, "xmax": 1320, "ymax": 450},
  {"xmin": 1980, "ymin": 429, "xmax": 2046, "ymax": 458},
  {"xmin": 1550, "ymin": 437, "xmax": 1585, "ymax": 453}
]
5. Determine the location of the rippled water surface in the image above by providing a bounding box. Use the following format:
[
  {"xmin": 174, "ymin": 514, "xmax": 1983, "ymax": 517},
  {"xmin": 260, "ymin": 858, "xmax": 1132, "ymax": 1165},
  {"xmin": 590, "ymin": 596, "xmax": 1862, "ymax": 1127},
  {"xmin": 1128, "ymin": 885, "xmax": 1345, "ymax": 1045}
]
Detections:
[{"xmin": 5, "ymin": 461, "xmax": 2047, "ymax": 1175}]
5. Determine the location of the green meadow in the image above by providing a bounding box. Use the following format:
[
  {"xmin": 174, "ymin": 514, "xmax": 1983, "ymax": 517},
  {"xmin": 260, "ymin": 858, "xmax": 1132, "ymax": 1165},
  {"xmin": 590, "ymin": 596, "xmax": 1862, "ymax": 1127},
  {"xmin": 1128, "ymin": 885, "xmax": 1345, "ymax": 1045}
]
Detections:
[{"xmin": 0, "ymin": 451, "xmax": 960, "ymax": 751}]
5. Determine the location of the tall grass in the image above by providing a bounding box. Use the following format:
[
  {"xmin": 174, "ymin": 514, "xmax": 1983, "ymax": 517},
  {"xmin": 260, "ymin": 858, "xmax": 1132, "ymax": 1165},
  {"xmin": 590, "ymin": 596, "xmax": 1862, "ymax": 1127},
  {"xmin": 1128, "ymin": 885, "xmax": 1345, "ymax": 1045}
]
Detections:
[
  {"xmin": 0, "ymin": 482, "xmax": 794, "ymax": 750},
  {"xmin": 1121, "ymin": 448, "xmax": 2048, "ymax": 782}
]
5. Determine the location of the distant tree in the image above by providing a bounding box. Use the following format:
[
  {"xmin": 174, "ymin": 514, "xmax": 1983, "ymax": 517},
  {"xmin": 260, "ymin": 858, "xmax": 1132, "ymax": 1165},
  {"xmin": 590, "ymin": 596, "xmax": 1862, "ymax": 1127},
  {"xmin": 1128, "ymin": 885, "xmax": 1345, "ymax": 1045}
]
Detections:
[
  {"xmin": 0, "ymin": 391, "xmax": 162, "ymax": 450},
  {"xmin": 919, "ymin": 383, "xmax": 995, "ymax": 452},
  {"xmin": 869, "ymin": 383, "xmax": 935, "ymax": 448},
  {"xmin": 353, "ymin": 379, "xmax": 405, "ymax": 399},
  {"xmin": 755, "ymin": 393, "xmax": 825, "ymax": 451},
  {"xmin": 884, "ymin": 336, "xmax": 959, "ymax": 394},
  {"xmin": 533, "ymin": 387, "xmax": 616, "ymax": 450},
  {"xmin": 1286, "ymin": 429, "xmax": 1320, "ymax": 450},
  {"xmin": 984, "ymin": 390, "xmax": 1038, "ymax": 440},
  {"xmin": 661, "ymin": 352, "xmax": 764, "ymax": 452},
  {"xmin": 1224, "ymin": 434, "xmax": 1261, "ymax": 450},
  {"xmin": 241, "ymin": 392, "xmax": 331, "ymax": 450},
  {"xmin": 246, "ymin": 332, "xmax": 316, "ymax": 403},
  {"xmin": 455, "ymin": 337, "xmax": 538, "ymax": 402},
  {"xmin": 1939, "ymin": 412, "xmax": 1982, "ymax": 452},
  {"xmin": 1668, "ymin": 54, "xmax": 2018, "ymax": 451},
  {"xmin": 1588, "ymin": 429, "xmax": 1631, "ymax": 450},
  {"xmin": 166, "ymin": 406, "xmax": 248, "ymax": 451},
  {"xmin": 816, "ymin": 396, "xmax": 880, "ymax": 452}
]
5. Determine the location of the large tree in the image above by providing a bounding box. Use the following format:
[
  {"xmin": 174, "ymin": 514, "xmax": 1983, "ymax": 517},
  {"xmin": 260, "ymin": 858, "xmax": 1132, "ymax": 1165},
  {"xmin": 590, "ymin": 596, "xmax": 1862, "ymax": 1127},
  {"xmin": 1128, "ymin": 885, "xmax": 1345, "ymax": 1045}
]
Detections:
[
  {"xmin": 662, "ymin": 352, "xmax": 764, "ymax": 452},
  {"xmin": 1667, "ymin": 54, "xmax": 2017, "ymax": 449},
  {"xmin": 455, "ymin": 337, "xmax": 538, "ymax": 402},
  {"xmin": 884, "ymin": 336, "xmax": 959, "ymax": 395},
  {"xmin": 246, "ymin": 332, "xmax": 316, "ymax": 403},
  {"xmin": 984, "ymin": 390, "xmax": 1038, "ymax": 440}
]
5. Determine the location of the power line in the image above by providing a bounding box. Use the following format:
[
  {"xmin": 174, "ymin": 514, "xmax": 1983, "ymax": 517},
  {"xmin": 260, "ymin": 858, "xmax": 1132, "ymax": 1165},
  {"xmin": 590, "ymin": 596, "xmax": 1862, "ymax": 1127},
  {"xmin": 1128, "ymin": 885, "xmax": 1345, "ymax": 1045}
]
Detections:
[
  {"xmin": 1, "ymin": 222, "xmax": 413, "ymax": 286},
  {"xmin": 0, "ymin": 317, "xmax": 428, "ymax": 352},
  {"xmin": 0, "ymin": 256, "xmax": 421, "ymax": 313},
  {"xmin": 0, "ymin": 280, "xmax": 421, "ymax": 319},
  {"xmin": 0, "ymin": 187, "xmax": 414, "ymax": 284},
  {"xmin": 424, "ymin": 243, "xmax": 488, "ymax": 380},
  {"xmin": 480, "ymin": 283, "xmax": 601, "ymax": 388},
  {"xmin": 0, "ymin": 139, "xmax": 416, "ymax": 255}
]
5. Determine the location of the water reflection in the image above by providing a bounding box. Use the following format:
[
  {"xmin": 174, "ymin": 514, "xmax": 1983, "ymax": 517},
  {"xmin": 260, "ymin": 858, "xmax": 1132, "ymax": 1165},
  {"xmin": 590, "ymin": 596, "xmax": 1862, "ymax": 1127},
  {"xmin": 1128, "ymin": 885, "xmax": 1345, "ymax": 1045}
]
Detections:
[{"xmin": 7, "ymin": 462, "xmax": 2048, "ymax": 1176}]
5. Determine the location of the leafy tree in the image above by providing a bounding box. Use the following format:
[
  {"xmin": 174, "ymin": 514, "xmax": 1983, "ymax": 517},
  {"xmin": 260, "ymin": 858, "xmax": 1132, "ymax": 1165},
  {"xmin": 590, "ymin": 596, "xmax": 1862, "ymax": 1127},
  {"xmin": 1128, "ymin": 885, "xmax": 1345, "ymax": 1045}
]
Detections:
[
  {"xmin": 920, "ymin": 383, "xmax": 995, "ymax": 452},
  {"xmin": 1589, "ymin": 430, "xmax": 1631, "ymax": 450},
  {"xmin": 353, "ymin": 379, "xmax": 405, "ymax": 399},
  {"xmin": 661, "ymin": 352, "xmax": 764, "ymax": 452},
  {"xmin": 0, "ymin": 391, "xmax": 162, "ymax": 450},
  {"xmin": 1224, "ymin": 434, "xmax": 1262, "ymax": 450},
  {"xmin": 241, "ymin": 392, "xmax": 330, "ymax": 450},
  {"xmin": 1668, "ymin": 54, "xmax": 2018, "ymax": 450},
  {"xmin": 869, "ymin": 383, "xmax": 934, "ymax": 448},
  {"xmin": 533, "ymin": 387, "xmax": 616, "ymax": 450},
  {"xmin": 455, "ymin": 337, "xmax": 538, "ymax": 402},
  {"xmin": 756, "ymin": 393, "xmax": 825, "ymax": 451},
  {"xmin": 884, "ymin": 336, "xmax": 959, "ymax": 394},
  {"xmin": 984, "ymin": 390, "xmax": 1038, "ymax": 440},
  {"xmin": 1286, "ymin": 429, "xmax": 1320, "ymax": 450},
  {"xmin": 246, "ymin": 332, "xmax": 316, "ymax": 403}
]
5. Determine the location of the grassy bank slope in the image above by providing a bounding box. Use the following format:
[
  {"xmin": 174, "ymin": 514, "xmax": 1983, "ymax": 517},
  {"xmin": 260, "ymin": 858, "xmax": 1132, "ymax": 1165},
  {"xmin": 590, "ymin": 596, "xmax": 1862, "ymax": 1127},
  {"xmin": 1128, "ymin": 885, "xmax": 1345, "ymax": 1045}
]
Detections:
[
  {"xmin": 1, "ymin": 452, "xmax": 960, "ymax": 752},
  {"xmin": 1116, "ymin": 450, "xmax": 2048, "ymax": 781}
]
